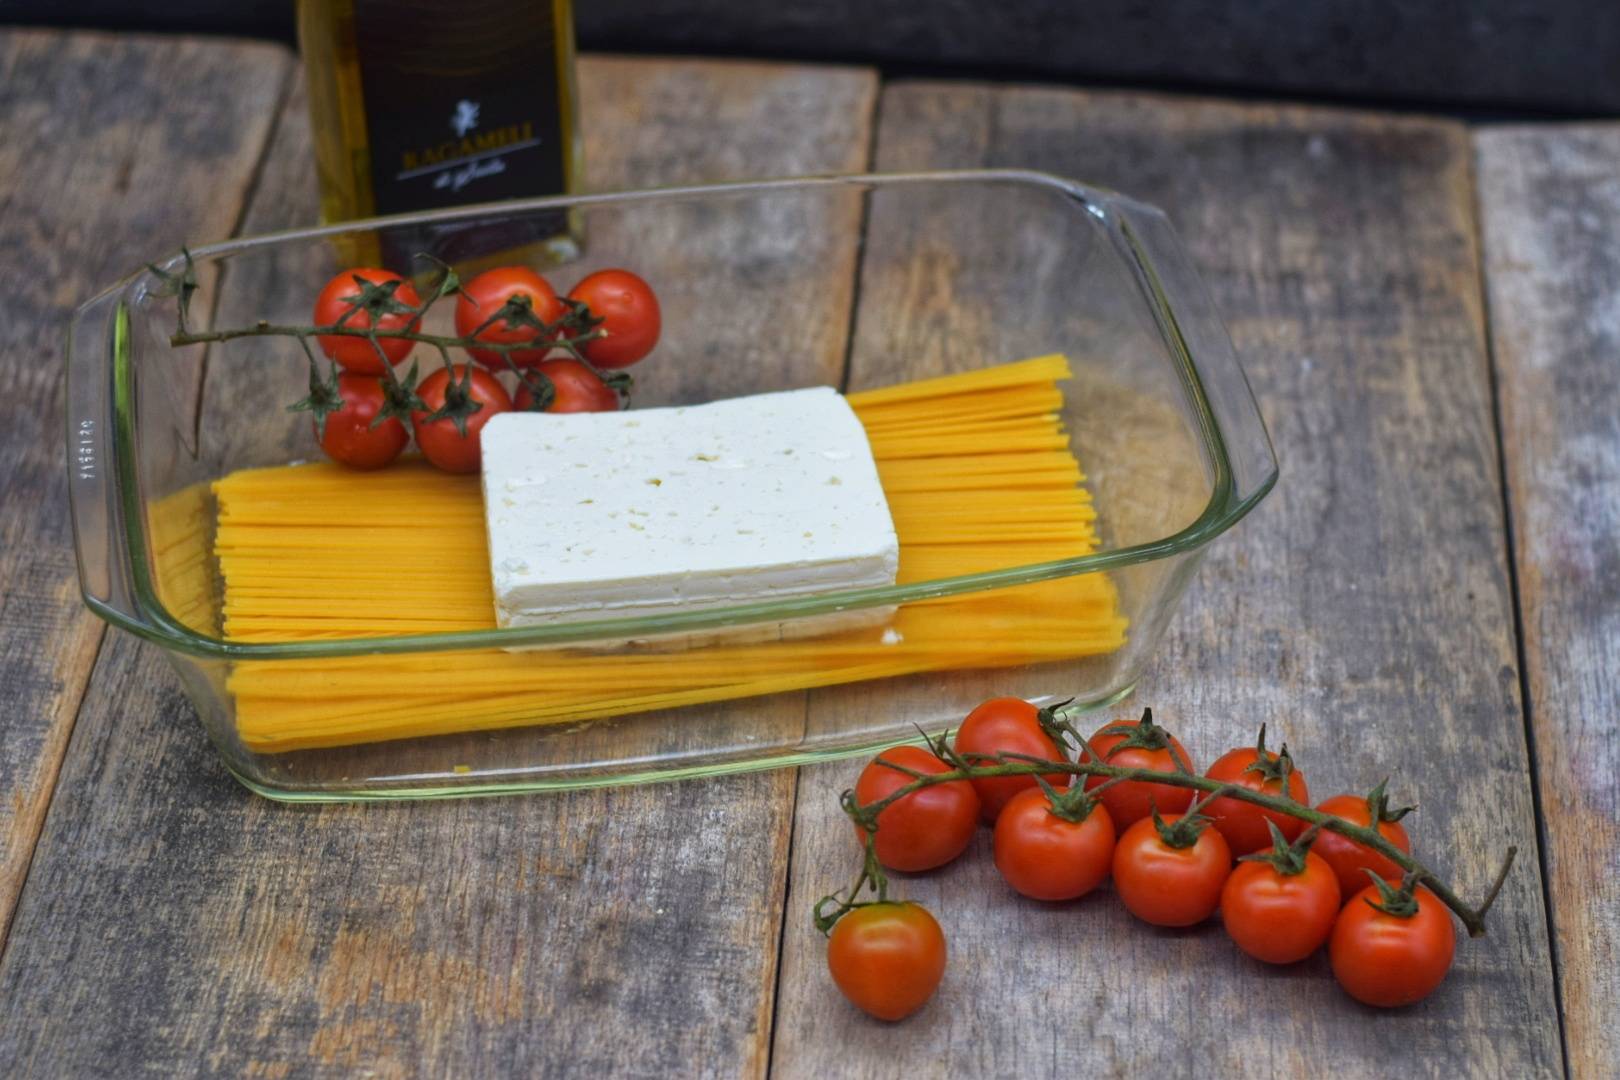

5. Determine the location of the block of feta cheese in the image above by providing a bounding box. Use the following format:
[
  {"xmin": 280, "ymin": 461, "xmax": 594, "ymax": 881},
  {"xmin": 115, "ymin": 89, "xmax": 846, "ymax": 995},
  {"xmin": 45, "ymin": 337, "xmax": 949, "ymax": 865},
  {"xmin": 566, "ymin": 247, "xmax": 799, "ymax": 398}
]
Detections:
[{"xmin": 480, "ymin": 386, "xmax": 899, "ymax": 648}]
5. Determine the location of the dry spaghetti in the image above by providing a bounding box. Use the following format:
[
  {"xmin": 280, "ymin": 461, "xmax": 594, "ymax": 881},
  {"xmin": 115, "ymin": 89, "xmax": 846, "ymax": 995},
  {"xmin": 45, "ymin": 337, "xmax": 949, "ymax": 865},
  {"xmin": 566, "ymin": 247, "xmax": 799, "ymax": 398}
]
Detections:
[{"xmin": 193, "ymin": 354, "xmax": 1125, "ymax": 751}]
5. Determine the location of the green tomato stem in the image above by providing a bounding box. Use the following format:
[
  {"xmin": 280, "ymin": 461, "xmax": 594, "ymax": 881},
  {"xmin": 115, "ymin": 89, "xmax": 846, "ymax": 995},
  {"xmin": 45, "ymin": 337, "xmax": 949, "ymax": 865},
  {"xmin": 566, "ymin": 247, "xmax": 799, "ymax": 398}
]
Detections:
[{"xmin": 171, "ymin": 321, "xmax": 603, "ymax": 357}]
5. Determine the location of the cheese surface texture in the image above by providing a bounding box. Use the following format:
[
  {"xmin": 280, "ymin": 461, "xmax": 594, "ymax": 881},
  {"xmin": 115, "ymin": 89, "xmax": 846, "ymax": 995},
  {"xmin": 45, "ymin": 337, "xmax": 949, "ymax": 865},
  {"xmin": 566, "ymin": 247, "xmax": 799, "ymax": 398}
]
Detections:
[{"xmin": 480, "ymin": 387, "xmax": 899, "ymax": 642}]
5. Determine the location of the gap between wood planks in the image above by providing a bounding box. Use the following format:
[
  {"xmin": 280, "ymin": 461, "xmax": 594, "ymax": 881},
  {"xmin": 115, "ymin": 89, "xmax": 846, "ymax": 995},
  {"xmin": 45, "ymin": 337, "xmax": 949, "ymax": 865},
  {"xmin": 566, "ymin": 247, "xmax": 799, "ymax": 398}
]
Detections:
[
  {"xmin": 1474, "ymin": 122, "xmax": 1620, "ymax": 1080},
  {"xmin": 0, "ymin": 54, "xmax": 881, "ymax": 1078},
  {"xmin": 184, "ymin": 65, "xmax": 302, "ymax": 468},
  {"xmin": 0, "ymin": 60, "xmax": 300, "ymax": 962},
  {"xmin": 0, "ymin": 31, "xmax": 296, "ymax": 963},
  {"xmin": 832, "ymin": 117, "xmax": 884, "ymax": 398},
  {"xmin": 763, "ymin": 734, "xmax": 807, "ymax": 1079},
  {"xmin": 1462, "ymin": 136, "xmax": 1572, "ymax": 1079},
  {"xmin": 0, "ymin": 643, "xmax": 102, "ymax": 958},
  {"xmin": 765, "ymin": 82, "xmax": 1563, "ymax": 1078}
]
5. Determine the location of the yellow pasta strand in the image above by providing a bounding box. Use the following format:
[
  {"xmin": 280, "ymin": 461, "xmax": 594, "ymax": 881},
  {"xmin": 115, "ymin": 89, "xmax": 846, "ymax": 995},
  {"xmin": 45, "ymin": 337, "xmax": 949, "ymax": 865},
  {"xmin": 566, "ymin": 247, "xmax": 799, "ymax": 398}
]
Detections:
[{"xmin": 172, "ymin": 355, "xmax": 1126, "ymax": 752}]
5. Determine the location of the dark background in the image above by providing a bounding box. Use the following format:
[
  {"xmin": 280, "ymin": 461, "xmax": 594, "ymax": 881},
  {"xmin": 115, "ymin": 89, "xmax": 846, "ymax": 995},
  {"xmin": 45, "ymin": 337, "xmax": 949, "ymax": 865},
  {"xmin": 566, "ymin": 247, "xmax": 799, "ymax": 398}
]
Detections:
[{"xmin": 6, "ymin": 1, "xmax": 1619, "ymax": 115}]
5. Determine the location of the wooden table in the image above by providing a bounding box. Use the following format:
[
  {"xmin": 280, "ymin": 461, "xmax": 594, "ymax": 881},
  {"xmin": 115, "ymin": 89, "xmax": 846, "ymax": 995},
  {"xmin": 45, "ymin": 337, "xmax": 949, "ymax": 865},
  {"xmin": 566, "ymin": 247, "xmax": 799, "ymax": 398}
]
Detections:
[{"xmin": 0, "ymin": 28, "xmax": 1614, "ymax": 1078}]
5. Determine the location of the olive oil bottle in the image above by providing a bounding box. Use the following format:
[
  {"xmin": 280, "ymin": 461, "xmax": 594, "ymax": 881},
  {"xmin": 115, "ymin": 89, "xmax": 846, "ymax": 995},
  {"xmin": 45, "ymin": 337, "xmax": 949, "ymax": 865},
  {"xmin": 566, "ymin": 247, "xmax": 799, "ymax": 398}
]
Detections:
[{"xmin": 296, "ymin": 0, "xmax": 583, "ymax": 268}]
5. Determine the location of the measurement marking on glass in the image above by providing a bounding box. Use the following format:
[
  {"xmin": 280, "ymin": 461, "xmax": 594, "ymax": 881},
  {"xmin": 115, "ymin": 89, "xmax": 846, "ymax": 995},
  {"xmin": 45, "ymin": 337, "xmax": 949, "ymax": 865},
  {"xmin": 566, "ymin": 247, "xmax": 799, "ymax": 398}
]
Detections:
[{"xmin": 76, "ymin": 419, "xmax": 97, "ymax": 481}]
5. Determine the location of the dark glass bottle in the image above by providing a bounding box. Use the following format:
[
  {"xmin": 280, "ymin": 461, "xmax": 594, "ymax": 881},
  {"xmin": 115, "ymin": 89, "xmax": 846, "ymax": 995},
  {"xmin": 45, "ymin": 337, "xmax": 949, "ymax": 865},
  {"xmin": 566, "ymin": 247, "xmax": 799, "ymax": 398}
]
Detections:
[{"xmin": 297, "ymin": 0, "xmax": 583, "ymax": 268}]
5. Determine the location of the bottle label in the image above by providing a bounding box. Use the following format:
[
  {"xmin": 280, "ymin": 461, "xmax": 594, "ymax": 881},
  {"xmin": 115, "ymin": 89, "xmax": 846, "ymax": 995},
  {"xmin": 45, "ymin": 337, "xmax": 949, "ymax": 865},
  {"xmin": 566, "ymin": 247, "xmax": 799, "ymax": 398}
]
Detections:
[{"xmin": 352, "ymin": 0, "xmax": 571, "ymax": 262}]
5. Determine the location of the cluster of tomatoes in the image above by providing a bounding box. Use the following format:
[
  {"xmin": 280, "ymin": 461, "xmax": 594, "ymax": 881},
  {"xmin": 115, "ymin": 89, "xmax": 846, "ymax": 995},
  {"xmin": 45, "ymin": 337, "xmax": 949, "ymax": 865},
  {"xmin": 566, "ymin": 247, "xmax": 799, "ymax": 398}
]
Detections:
[
  {"xmin": 823, "ymin": 698, "xmax": 1457, "ymax": 1022},
  {"xmin": 304, "ymin": 264, "xmax": 660, "ymax": 473}
]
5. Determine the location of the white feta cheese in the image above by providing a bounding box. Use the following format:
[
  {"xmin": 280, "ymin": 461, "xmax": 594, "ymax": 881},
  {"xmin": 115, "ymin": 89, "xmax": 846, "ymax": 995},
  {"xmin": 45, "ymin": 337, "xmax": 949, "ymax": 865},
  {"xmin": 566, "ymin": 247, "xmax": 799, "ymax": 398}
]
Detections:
[{"xmin": 480, "ymin": 386, "xmax": 899, "ymax": 648}]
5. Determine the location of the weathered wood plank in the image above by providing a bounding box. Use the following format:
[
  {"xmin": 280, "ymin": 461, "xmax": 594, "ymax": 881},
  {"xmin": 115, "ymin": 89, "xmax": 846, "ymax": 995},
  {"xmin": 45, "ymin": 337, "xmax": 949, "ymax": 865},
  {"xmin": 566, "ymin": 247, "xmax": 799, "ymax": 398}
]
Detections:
[
  {"xmin": 0, "ymin": 56, "xmax": 877, "ymax": 1077},
  {"xmin": 0, "ymin": 29, "xmax": 290, "ymax": 947},
  {"xmin": 1476, "ymin": 122, "xmax": 1620, "ymax": 1080},
  {"xmin": 773, "ymin": 84, "xmax": 1562, "ymax": 1077}
]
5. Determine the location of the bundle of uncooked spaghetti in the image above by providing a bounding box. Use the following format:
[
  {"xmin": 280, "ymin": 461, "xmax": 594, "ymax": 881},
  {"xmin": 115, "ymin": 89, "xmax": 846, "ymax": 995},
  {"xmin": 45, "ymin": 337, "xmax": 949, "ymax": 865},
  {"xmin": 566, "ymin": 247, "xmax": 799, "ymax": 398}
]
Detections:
[{"xmin": 197, "ymin": 354, "xmax": 1125, "ymax": 751}]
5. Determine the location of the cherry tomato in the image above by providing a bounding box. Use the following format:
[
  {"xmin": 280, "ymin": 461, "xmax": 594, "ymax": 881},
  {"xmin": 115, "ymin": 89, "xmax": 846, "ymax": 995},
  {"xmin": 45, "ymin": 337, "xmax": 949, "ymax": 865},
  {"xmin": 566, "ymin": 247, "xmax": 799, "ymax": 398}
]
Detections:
[
  {"xmin": 1080, "ymin": 708, "xmax": 1197, "ymax": 829},
  {"xmin": 853, "ymin": 746, "xmax": 980, "ymax": 873},
  {"xmin": 1330, "ymin": 883, "xmax": 1455, "ymax": 1007},
  {"xmin": 953, "ymin": 697, "xmax": 1068, "ymax": 822},
  {"xmin": 313, "ymin": 268, "xmax": 421, "ymax": 373},
  {"xmin": 316, "ymin": 374, "xmax": 409, "ymax": 470},
  {"xmin": 992, "ymin": 787, "xmax": 1115, "ymax": 901},
  {"xmin": 568, "ymin": 269, "xmax": 661, "ymax": 369},
  {"xmin": 1311, "ymin": 785, "xmax": 1414, "ymax": 899},
  {"xmin": 1112, "ymin": 812, "xmax": 1233, "ymax": 927},
  {"xmin": 1204, "ymin": 727, "xmax": 1310, "ymax": 855},
  {"xmin": 826, "ymin": 902, "xmax": 946, "ymax": 1021},
  {"xmin": 1221, "ymin": 848, "xmax": 1341, "ymax": 964},
  {"xmin": 410, "ymin": 364, "xmax": 512, "ymax": 474},
  {"xmin": 513, "ymin": 358, "xmax": 620, "ymax": 413},
  {"xmin": 455, "ymin": 266, "xmax": 564, "ymax": 369}
]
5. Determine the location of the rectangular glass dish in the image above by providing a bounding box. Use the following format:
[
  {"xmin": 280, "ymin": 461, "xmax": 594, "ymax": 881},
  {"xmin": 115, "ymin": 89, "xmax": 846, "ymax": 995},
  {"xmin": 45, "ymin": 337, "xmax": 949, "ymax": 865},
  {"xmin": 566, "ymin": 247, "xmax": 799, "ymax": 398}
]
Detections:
[{"xmin": 66, "ymin": 170, "xmax": 1277, "ymax": 800}]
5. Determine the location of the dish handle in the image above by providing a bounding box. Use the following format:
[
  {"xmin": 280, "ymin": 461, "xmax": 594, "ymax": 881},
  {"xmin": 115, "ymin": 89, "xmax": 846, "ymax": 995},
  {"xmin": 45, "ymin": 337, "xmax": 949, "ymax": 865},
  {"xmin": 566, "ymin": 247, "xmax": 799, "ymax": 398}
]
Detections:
[
  {"xmin": 1110, "ymin": 200, "xmax": 1280, "ymax": 511},
  {"xmin": 65, "ymin": 290, "xmax": 141, "ymax": 629}
]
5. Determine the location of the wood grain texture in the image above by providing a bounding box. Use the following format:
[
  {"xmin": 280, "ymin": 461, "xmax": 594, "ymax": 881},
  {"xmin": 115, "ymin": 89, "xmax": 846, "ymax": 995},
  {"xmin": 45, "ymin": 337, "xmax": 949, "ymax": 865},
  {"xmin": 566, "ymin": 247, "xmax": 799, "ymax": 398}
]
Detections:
[
  {"xmin": 773, "ymin": 84, "xmax": 1562, "ymax": 1077},
  {"xmin": 0, "ymin": 56, "xmax": 877, "ymax": 1078},
  {"xmin": 1476, "ymin": 123, "xmax": 1620, "ymax": 1080},
  {"xmin": 0, "ymin": 29, "xmax": 290, "ymax": 947}
]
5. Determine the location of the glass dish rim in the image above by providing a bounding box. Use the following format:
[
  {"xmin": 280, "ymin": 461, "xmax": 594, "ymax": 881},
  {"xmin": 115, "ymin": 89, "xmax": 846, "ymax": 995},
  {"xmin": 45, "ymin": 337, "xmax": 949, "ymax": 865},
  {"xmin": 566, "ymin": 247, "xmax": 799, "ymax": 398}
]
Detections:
[{"xmin": 79, "ymin": 167, "xmax": 1280, "ymax": 661}]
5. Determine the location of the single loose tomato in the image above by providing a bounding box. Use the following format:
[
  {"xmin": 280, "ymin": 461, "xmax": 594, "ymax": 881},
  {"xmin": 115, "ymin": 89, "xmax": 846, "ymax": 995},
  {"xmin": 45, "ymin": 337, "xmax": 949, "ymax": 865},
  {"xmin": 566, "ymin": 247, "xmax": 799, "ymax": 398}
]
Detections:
[
  {"xmin": 1080, "ymin": 708, "xmax": 1197, "ymax": 829},
  {"xmin": 568, "ymin": 269, "xmax": 661, "ymax": 369},
  {"xmin": 1330, "ymin": 881, "xmax": 1455, "ymax": 1007},
  {"xmin": 992, "ymin": 786, "xmax": 1115, "ymax": 901},
  {"xmin": 411, "ymin": 364, "xmax": 512, "ymax": 474},
  {"xmin": 1221, "ymin": 836, "xmax": 1341, "ymax": 964},
  {"xmin": 953, "ymin": 697, "xmax": 1069, "ymax": 822},
  {"xmin": 1112, "ymin": 812, "xmax": 1233, "ymax": 927},
  {"xmin": 455, "ymin": 266, "xmax": 564, "ymax": 368},
  {"xmin": 1204, "ymin": 726, "xmax": 1310, "ymax": 855},
  {"xmin": 826, "ymin": 902, "xmax": 946, "ymax": 1021},
  {"xmin": 316, "ymin": 374, "xmax": 409, "ymax": 469},
  {"xmin": 314, "ymin": 268, "xmax": 422, "ymax": 373},
  {"xmin": 853, "ymin": 746, "xmax": 980, "ymax": 873},
  {"xmin": 513, "ymin": 358, "xmax": 620, "ymax": 413},
  {"xmin": 1311, "ymin": 782, "xmax": 1414, "ymax": 899}
]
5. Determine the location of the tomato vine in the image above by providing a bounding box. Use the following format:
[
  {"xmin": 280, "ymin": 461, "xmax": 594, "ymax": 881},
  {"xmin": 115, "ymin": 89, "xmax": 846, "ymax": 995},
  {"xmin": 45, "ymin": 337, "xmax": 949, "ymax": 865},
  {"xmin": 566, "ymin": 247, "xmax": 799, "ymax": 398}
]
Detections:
[{"xmin": 818, "ymin": 712, "xmax": 1515, "ymax": 940}]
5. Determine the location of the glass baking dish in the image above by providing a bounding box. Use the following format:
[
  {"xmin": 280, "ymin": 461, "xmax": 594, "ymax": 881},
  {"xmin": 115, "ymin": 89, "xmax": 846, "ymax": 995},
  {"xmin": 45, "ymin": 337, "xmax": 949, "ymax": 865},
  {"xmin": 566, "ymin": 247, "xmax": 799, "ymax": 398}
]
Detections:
[{"xmin": 66, "ymin": 170, "xmax": 1276, "ymax": 801}]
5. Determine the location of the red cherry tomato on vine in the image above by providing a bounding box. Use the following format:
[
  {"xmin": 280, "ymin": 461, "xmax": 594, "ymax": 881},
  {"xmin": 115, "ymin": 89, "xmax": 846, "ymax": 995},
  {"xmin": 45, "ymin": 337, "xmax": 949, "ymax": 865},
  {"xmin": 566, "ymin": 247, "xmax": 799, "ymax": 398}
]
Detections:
[
  {"xmin": 410, "ymin": 364, "xmax": 512, "ymax": 474},
  {"xmin": 513, "ymin": 358, "xmax": 620, "ymax": 413},
  {"xmin": 826, "ymin": 902, "xmax": 946, "ymax": 1021},
  {"xmin": 1080, "ymin": 709, "xmax": 1197, "ymax": 829},
  {"xmin": 953, "ymin": 697, "xmax": 1068, "ymax": 822},
  {"xmin": 313, "ymin": 268, "xmax": 421, "ymax": 373},
  {"xmin": 1311, "ymin": 787, "xmax": 1414, "ymax": 899},
  {"xmin": 1204, "ymin": 727, "xmax": 1310, "ymax": 855},
  {"xmin": 1111, "ymin": 813, "xmax": 1232, "ymax": 927},
  {"xmin": 1221, "ymin": 848, "xmax": 1341, "ymax": 964},
  {"xmin": 992, "ymin": 787, "xmax": 1115, "ymax": 901},
  {"xmin": 568, "ymin": 269, "xmax": 661, "ymax": 369},
  {"xmin": 316, "ymin": 374, "xmax": 409, "ymax": 470},
  {"xmin": 455, "ymin": 266, "xmax": 564, "ymax": 368},
  {"xmin": 1330, "ymin": 883, "xmax": 1455, "ymax": 1007},
  {"xmin": 853, "ymin": 746, "xmax": 979, "ymax": 873}
]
